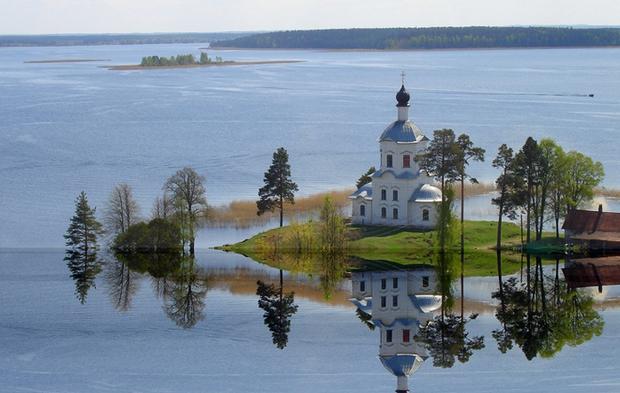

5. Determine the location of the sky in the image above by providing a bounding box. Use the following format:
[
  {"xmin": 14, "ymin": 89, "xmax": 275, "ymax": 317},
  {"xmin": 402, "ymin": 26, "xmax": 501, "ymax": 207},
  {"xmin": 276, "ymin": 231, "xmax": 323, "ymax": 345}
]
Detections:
[{"xmin": 1, "ymin": 0, "xmax": 619, "ymax": 35}]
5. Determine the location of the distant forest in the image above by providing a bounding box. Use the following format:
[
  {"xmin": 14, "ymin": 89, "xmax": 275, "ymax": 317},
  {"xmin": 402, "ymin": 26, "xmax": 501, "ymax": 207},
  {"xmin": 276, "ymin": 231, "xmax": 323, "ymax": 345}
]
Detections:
[
  {"xmin": 213, "ymin": 27, "xmax": 620, "ymax": 50},
  {"xmin": 0, "ymin": 32, "xmax": 248, "ymax": 47}
]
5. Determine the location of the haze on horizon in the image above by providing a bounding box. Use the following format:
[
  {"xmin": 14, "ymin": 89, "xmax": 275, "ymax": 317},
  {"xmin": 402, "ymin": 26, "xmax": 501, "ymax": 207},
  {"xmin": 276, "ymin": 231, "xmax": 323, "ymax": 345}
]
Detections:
[{"xmin": 1, "ymin": 0, "xmax": 619, "ymax": 35}]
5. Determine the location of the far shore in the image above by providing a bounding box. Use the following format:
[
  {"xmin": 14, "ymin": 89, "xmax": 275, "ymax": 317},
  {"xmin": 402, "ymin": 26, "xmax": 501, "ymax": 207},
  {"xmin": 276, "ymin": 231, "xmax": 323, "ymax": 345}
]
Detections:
[
  {"xmin": 208, "ymin": 45, "xmax": 620, "ymax": 53},
  {"xmin": 25, "ymin": 58, "xmax": 111, "ymax": 64},
  {"xmin": 105, "ymin": 59, "xmax": 303, "ymax": 71}
]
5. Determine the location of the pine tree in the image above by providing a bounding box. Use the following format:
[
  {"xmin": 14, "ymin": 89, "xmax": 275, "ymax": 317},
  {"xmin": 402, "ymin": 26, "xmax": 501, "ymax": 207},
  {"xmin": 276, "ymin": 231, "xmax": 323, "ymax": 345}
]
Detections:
[
  {"xmin": 256, "ymin": 270, "xmax": 298, "ymax": 349},
  {"xmin": 257, "ymin": 147, "xmax": 299, "ymax": 227},
  {"xmin": 356, "ymin": 166, "xmax": 375, "ymax": 189}
]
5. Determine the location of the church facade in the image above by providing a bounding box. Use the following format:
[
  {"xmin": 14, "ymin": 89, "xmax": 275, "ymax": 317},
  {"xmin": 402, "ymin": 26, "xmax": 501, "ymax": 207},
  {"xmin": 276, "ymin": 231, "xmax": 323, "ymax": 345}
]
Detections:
[{"xmin": 349, "ymin": 83, "xmax": 441, "ymax": 228}]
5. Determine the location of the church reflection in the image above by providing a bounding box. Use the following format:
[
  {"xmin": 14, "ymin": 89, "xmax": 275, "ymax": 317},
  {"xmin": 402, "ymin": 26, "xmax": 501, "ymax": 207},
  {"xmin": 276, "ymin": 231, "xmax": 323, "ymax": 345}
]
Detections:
[{"xmin": 350, "ymin": 266, "xmax": 441, "ymax": 393}]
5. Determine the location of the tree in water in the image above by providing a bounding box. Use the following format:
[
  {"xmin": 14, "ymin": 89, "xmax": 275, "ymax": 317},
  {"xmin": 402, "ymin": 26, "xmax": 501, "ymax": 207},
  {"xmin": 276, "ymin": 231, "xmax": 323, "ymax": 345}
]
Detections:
[
  {"xmin": 356, "ymin": 166, "xmax": 375, "ymax": 189},
  {"xmin": 257, "ymin": 147, "xmax": 299, "ymax": 227},
  {"xmin": 103, "ymin": 183, "xmax": 140, "ymax": 237},
  {"xmin": 164, "ymin": 167, "xmax": 207, "ymax": 255},
  {"xmin": 163, "ymin": 257, "xmax": 208, "ymax": 329},
  {"xmin": 256, "ymin": 270, "xmax": 299, "ymax": 349}
]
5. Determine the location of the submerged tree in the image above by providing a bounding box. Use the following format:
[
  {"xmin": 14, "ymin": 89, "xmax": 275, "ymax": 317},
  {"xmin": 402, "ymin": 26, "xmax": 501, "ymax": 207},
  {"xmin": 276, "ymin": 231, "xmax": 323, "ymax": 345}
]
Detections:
[
  {"xmin": 257, "ymin": 147, "xmax": 299, "ymax": 227},
  {"xmin": 103, "ymin": 183, "xmax": 140, "ymax": 237},
  {"xmin": 64, "ymin": 191, "xmax": 104, "ymax": 304},
  {"xmin": 164, "ymin": 167, "xmax": 207, "ymax": 255},
  {"xmin": 256, "ymin": 270, "xmax": 299, "ymax": 349},
  {"xmin": 356, "ymin": 166, "xmax": 376, "ymax": 189}
]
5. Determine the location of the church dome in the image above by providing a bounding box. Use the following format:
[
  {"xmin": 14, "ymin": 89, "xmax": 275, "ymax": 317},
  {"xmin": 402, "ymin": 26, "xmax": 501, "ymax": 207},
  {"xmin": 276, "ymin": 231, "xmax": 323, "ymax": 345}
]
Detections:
[
  {"xmin": 396, "ymin": 85, "xmax": 410, "ymax": 107},
  {"xmin": 379, "ymin": 120, "xmax": 425, "ymax": 143},
  {"xmin": 410, "ymin": 184, "xmax": 442, "ymax": 203},
  {"xmin": 380, "ymin": 354, "xmax": 425, "ymax": 377}
]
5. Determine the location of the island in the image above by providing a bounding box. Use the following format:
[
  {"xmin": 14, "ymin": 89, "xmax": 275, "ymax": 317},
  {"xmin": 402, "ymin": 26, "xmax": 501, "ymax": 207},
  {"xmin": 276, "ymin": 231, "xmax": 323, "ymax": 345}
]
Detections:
[{"xmin": 105, "ymin": 52, "xmax": 302, "ymax": 70}]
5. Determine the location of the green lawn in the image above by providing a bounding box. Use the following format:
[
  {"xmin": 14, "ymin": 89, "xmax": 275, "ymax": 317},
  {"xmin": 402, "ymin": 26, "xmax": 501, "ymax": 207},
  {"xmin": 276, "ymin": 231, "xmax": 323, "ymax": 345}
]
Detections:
[{"xmin": 216, "ymin": 220, "xmax": 553, "ymax": 277}]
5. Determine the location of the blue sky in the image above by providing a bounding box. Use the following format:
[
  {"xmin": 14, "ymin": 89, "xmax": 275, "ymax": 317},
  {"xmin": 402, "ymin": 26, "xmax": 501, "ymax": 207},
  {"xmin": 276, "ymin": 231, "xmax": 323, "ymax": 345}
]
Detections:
[{"xmin": 1, "ymin": 0, "xmax": 619, "ymax": 34}]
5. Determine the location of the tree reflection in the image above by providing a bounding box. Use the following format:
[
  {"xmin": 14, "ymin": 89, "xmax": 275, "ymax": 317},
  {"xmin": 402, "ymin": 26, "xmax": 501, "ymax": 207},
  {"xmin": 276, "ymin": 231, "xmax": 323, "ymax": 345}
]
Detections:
[
  {"xmin": 256, "ymin": 269, "xmax": 299, "ymax": 349},
  {"xmin": 314, "ymin": 253, "xmax": 348, "ymax": 300},
  {"xmin": 163, "ymin": 257, "xmax": 209, "ymax": 329},
  {"xmin": 104, "ymin": 255, "xmax": 142, "ymax": 311},
  {"xmin": 492, "ymin": 254, "xmax": 603, "ymax": 359},
  {"xmin": 65, "ymin": 250, "xmax": 102, "ymax": 304}
]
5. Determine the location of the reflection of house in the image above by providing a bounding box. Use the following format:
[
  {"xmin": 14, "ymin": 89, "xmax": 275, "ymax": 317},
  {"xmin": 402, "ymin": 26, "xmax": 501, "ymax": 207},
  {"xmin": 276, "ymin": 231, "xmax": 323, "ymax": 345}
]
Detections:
[
  {"xmin": 563, "ymin": 205, "xmax": 620, "ymax": 252},
  {"xmin": 350, "ymin": 268, "xmax": 441, "ymax": 393},
  {"xmin": 564, "ymin": 256, "xmax": 620, "ymax": 292},
  {"xmin": 349, "ymin": 83, "xmax": 441, "ymax": 227}
]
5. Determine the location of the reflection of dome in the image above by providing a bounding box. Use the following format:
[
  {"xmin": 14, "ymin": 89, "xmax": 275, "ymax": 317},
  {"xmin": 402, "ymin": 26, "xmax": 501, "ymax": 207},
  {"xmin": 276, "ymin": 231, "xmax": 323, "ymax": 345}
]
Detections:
[
  {"xmin": 411, "ymin": 294, "xmax": 443, "ymax": 313},
  {"xmin": 380, "ymin": 354, "xmax": 425, "ymax": 377},
  {"xmin": 411, "ymin": 184, "xmax": 442, "ymax": 203},
  {"xmin": 396, "ymin": 84, "xmax": 410, "ymax": 107}
]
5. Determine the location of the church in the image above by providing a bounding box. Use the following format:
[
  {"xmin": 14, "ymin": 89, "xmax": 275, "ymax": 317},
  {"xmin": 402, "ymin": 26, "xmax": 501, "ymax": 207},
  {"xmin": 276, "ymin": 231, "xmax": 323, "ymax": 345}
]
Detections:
[{"xmin": 349, "ymin": 82, "xmax": 441, "ymax": 227}]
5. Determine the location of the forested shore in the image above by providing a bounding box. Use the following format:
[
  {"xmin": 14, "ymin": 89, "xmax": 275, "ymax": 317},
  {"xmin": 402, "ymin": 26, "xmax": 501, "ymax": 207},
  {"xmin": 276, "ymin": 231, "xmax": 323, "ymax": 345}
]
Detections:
[{"xmin": 213, "ymin": 27, "xmax": 620, "ymax": 50}]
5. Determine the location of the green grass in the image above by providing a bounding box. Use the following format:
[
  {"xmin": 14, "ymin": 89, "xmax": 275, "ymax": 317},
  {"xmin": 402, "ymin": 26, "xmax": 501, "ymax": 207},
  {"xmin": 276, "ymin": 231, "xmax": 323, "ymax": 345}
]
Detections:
[{"xmin": 216, "ymin": 220, "xmax": 555, "ymax": 277}]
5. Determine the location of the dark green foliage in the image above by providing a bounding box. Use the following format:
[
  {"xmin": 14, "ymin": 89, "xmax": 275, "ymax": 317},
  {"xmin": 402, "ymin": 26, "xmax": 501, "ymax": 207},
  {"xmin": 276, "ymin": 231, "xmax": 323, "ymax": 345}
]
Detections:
[
  {"xmin": 356, "ymin": 166, "xmax": 375, "ymax": 189},
  {"xmin": 140, "ymin": 53, "xmax": 197, "ymax": 67},
  {"xmin": 214, "ymin": 27, "xmax": 620, "ymax": 50},
  {"xmin": 416, "ymin": 313, "xmax": 485, "ymax": 368},
  {"xmin": 492, "ymin": 144, "xmax": 526, "ymax": 248},
  {"xmin": 256, "ymin": 274, "xmax": 299, "ymax": 349},
  {"xmin": 113, "ymin": 218, "xmax": 182, "ymax": 253},
  {"xmin": 64, "ymin": 192, "xmax": 103, "ymax": 304},
  {"xmin": 257, "ymin": 147, "xmax": 299, "ymax": 227}
]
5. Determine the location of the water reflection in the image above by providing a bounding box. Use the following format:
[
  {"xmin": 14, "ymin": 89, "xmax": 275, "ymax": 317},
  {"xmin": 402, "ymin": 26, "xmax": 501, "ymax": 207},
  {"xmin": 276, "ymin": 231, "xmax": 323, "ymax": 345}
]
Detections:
[
  {"xmin": 65, "ymin": 249, "xmax": 102, "ymax": 304},
  {"xmin": 256, "ymin": 269, "xmax": 299, "ymax": 349},
  {"xmin": 162, "ymin": 257, "xmax": 209, "ymax": 329}
]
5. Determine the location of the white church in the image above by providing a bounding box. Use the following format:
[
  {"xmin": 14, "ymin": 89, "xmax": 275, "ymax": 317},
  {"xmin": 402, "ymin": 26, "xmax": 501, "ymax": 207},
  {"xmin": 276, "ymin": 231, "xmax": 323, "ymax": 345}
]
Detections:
[
  {"xmin": 349, "ymin": 82, "xmax": 441, "ymax": 228},
  {"xmin": 350, "ymin": 267, "xmax": 442, "ymax": 393}
]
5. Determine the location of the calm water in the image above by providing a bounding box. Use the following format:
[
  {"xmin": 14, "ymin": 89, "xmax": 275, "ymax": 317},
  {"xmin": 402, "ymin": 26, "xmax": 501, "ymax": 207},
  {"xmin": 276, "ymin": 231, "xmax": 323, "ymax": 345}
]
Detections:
[
  {"xmin": 1, "ymin": 248, "xmax": 620, "ymax": 393},
  {"xmin": 1, "ymin": 44, "xmax": 620, "ymax": 247}
]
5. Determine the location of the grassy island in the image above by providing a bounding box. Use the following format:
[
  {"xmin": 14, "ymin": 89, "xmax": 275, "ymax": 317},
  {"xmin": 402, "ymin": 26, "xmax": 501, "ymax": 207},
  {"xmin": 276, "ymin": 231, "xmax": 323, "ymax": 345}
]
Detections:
[{"xmin": 217, "ymin": 220, "xmax": 556, "ymax": 277}]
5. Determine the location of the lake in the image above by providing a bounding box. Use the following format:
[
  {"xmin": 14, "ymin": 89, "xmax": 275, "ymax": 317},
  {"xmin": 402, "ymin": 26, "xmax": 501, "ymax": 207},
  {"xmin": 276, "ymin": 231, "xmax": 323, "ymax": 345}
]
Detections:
[{"xmin": 1, "ymin": 44, "xmax": 620, "ymax": 248}]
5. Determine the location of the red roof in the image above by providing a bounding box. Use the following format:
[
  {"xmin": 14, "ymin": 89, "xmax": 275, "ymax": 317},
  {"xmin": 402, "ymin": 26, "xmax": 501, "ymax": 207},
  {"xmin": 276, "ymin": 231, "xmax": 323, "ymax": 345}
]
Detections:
[{"xmin": 562, "ymin": 208, "xmax": 620, "ymax": 234}]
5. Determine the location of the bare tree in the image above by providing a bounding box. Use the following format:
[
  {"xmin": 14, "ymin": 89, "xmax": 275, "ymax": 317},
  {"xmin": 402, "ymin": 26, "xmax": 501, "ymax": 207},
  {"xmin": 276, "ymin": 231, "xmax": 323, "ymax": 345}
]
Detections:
[
  {"xmin": 104, "ymin": 183, "xmax": 140, "ymax": 236},
  {"xmin": 164, "ymin": 167, "xmax": 207, "ymax": 255},
  {"xmin": 151, "ymin": 194, "xmax": 174, "ymax": 220}
]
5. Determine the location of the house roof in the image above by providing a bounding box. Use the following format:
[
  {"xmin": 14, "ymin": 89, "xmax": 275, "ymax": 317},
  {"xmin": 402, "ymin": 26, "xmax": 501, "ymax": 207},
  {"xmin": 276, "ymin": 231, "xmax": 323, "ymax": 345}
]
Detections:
[
  {"xmin": 379, "ymin": 120, "xmax": 427, "ymax": 144},
  {"xmin": 563, "ymin": 208, "xmax": 620, "ymax": 234}
]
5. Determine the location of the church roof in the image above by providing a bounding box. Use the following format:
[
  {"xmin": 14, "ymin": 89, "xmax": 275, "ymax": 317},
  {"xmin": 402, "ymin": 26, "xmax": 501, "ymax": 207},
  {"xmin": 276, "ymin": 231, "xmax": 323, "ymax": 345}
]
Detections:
[
  {"xmin": 410, "ymin": 184, "xmax": 442, "ymax": 203},
  {"xmin": 349, "ymin": 184, "xmax": 373, "ymax": 200},
  {"xmin": 380, "ymin": 354, "xmax": 426, "ymax": 377},
  {"xmin": 410, "ymin": 294, "xmax": 443, "ymax": 313},
  {"xmin": 372, "ymin": 169, "xmax": 419, "ymax": 180},
  {"xmin": 379, "ymin": 120, "xmax": 427, "ymax": 144}
]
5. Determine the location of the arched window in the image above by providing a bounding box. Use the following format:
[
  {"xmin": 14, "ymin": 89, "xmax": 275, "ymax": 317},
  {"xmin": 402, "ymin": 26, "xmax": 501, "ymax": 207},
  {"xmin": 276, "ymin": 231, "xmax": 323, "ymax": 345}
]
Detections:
[
  {"xmin": 422, "ymin": 209, "xmax": 429, "ymax": 221},
  {"xmin": 360, "ymin": 204, "xmax": 366, "ymax": 217},
  {"xmin": 381, "ymin": 207, "xmax": 387, "ymax": 218},
  {"xmin": 381, "ymin": 189, "xmax": 387, "ymax": 201},
  {"xmin": 393, "ymin": 208, "xmax": 399, "ymax": 220},
  {"xmin": 403, "ymin": 154, "xmax": 411, "ymax": 168},
  {"xmin": 386, "ymin": 154, "xmax": 393, "ymax": 168},
  {"xmin": 392, "ymin": 190, "xmax": 398, "ymax": 201}
]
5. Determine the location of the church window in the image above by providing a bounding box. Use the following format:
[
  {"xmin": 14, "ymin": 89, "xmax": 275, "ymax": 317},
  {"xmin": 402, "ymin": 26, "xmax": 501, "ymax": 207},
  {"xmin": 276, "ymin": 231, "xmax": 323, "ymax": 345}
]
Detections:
[
  {"xmin": 386, "ymin": 329, "xmax": 393, "ymax": 343},
  {"xmin": 360, "ymin": 204, "xmax": 366, "ymax": 217},
  {"xmin": 392, "ymin": 295, "xmax": 398, "ymax": 307},
  {"xmin": 381, "ymin": 278, "xmax": 387, "ymax": 290},
  {"xmin": 393, "ymin": 208, "xmax": 399, "ymax": 220},
  {"xmin": 386, "ymin": 154, "xmax": 393, "ymax": 168},
  {"xmin": 381, "ymin": 296, "xmax": 387, "ymax": 308},
  {"xmin": 392, "ymin": 277, "xmax": 398, "ymax": 289},
  {"xmin": 403, "ymin": 329, "xmax": 410, "ymax": 343},
  {"xmin": 422, "ymin": 209, "xmax": 429, "ymax": 221},
  {"xmin": 381, "ymin": 207, "xmax": 387, "ymax": 218},
  {"xmin": 392, "ymin": 190, "xmax": 398, "ymax": 201},
  {"xmin": 403, "ymin": 155, "xmax": 411, "ymax": 168},
  {"xmin": 422, "ymin": 276, "xmax": 429, "ymax": 288},
  {"xmin": 381, "ymin": 189, "xmax": 387, "ymax": 201},
  {"xmin": 360, "ymin": 280, "xmax": 366, "ymax": 292}
]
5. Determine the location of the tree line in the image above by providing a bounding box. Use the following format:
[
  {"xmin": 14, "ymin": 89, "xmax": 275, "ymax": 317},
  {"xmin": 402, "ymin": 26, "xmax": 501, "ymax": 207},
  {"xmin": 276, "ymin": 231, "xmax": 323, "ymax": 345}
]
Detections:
[
  {"xmin": 214, "ymin": 27, "xmax": 620, "ymax": 50},
  {"xmin": 140, "ymin": 52, "xmax": 223, "ymax": 67}
]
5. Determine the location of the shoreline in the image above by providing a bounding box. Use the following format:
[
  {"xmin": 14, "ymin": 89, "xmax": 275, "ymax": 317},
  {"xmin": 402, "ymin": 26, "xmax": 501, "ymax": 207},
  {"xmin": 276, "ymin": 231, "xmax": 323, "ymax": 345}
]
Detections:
[
  {"xmin": 209, "ymin": 45, "xmax": 620, "ymax": 53},
  {"xmin": 105, "ymin": 59, "xmax": 303, "ymax": 71}
]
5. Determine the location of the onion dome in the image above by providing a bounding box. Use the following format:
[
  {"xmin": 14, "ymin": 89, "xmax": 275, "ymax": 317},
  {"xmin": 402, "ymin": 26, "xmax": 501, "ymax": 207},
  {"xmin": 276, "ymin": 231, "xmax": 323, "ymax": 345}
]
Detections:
[
  {"xmin": 396, "ymin": 84, "xmax": 410, "ymax": 107},
  {"xmin": 380, "ymin": 354, "xmax": 425, "ymax": 377},
  {"xmin": 410, "ymin": 184, "xmax": 442, "ymax": 203}
]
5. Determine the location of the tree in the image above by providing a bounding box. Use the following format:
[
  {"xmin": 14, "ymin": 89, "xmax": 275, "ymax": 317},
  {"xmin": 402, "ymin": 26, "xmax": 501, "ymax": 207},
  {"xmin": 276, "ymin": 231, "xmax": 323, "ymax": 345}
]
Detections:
[
  {"xmin": 356, "ymin": 166, "xmax": 375, "ymax": 189},
  {"xmin": 492, "ymin": 144, "xmax": 525, "ymax": 249},
  {"xmin": 318, "ymin": 196, "xmax": 347, "ymax": 253},
  {"xmin": 64, "ymin": 191, "xmax": 104, "ymax": 304},
  {"xmin": 514, "ymin": 137, "xmax": 544, "ymax": 242},
  {"xmin": 104, "ymin": 183, "xmax": 140, "ymax": 236},
  {"xmin": 164, "ymin": 167, "xmax": 207, "ymax": 255},
  {"xmin": 256, "ymin": 270, "xmax": 299, "ymax": 349},
  {"xmin": 544, "ymin": 142, "xmax": 568, "ymax": 239},
  {"xmin": 113, "ymin": 218, "xmax": 182, "ymax": 253},
  {"xmin": 416, "ymin": 129, "xmax": 460, "ymax": 204},
  {"xmin": 563, "ymin": 151, "xmax": 604, "ymax": 212},
  {"xmin": 151, "ymin": 193, "xmax": 174, "ymax": 220},
  {"xmin": 454, "ymin": 134, "xmax": 485, "ymax": 249},
  {"xmin": 257, "ymin": 147, "xmax": 299, "ymax": 227}
]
